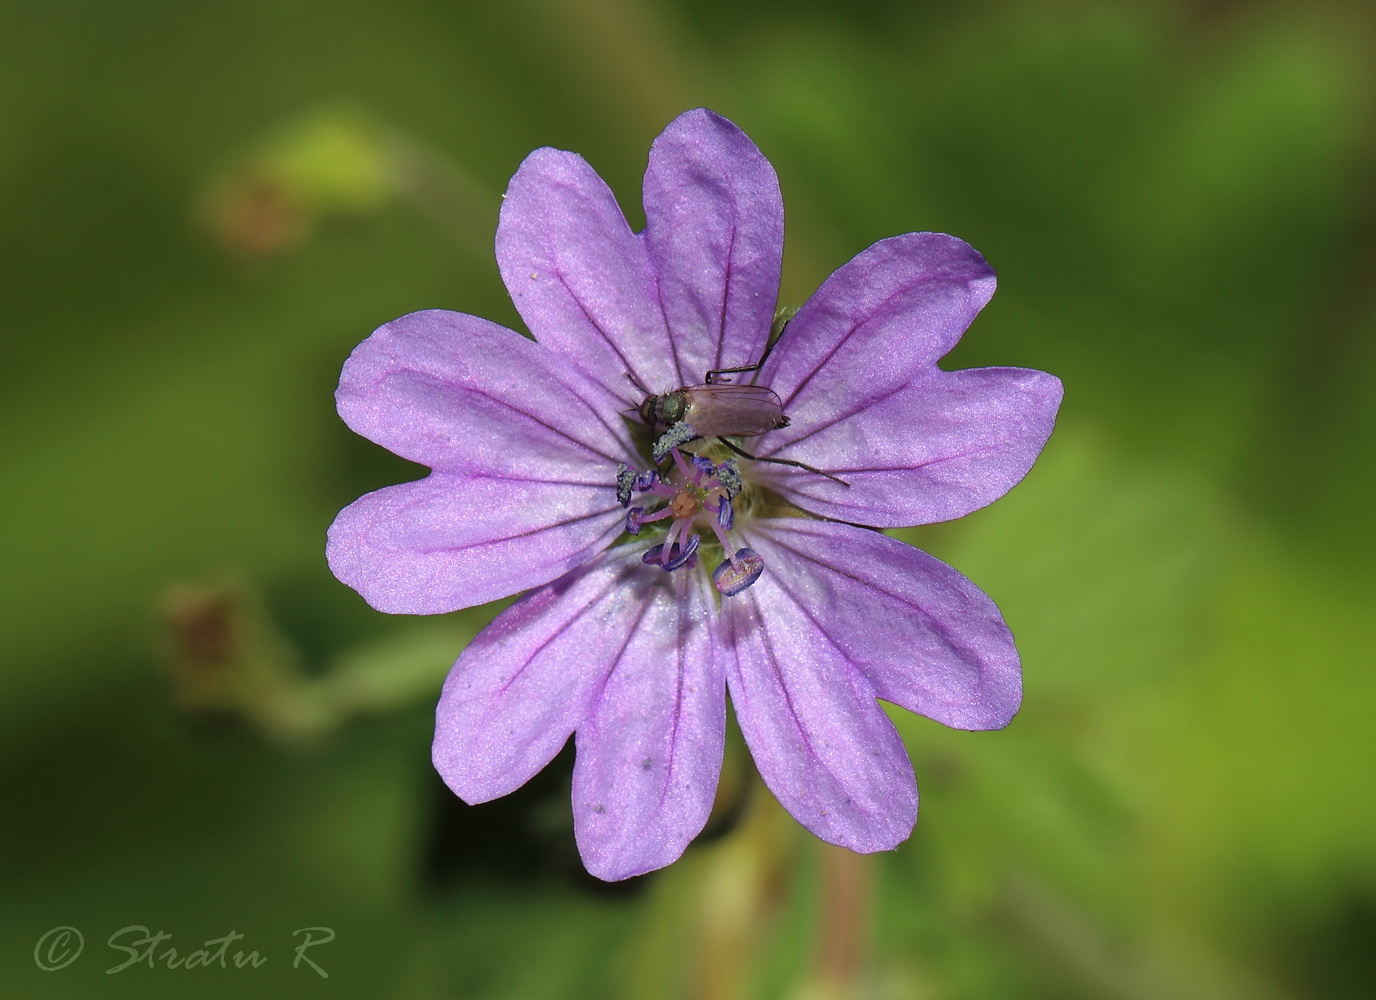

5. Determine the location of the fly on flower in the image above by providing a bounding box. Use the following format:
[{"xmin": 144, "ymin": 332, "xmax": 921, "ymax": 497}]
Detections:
[
  {"xmin": 634, "ymin": 357, "xmax": 844, "ymax": 481},
  {"xmin": 327, "ymin": 108, "xmax": 1063, "ymax": 882},
  {"xmin": 636, "ymin": 379, "xmax": 787, "ymax": 442}
]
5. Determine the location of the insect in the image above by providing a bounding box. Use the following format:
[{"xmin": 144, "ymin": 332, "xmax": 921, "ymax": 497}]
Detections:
[
  {"xmin": 630, "ymin": 354, "xmax": 847, "ymax": 485},
  {"xmin": 636, "ymin": 372, "xmax": 790, "ymax": 441}
]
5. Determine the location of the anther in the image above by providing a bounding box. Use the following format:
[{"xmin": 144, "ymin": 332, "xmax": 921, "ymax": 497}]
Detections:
[
  {"xmin": 652, "ymin": 421, "xmax": 696, "ymax": 463},
  {"xmin": 615, "ymin": 463, "xmax": 635, "ymax": 508},
  {"xmin": 712, "ymin": 548, "xmax": 764, "ymax": 596}
]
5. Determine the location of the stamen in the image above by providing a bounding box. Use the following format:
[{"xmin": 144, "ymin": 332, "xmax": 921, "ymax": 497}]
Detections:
[
  {"xmin": 707, "ymin": 517, "xmax": 736, "ymax": 560},
  {"xmin": 716, "ymin": 459, "xmax": 742, "ymax": 498},
  {"xmin": 666, "ymin": 518, "xmax": 689, "ymax": 557},
  {"xmin": 661, "ymin": 533, "xmax": 700, "ymax": 571},
  {"xmin": 712, "ymin": 547, "xmax": 764, "ymax": 596},
  {"xmin": 671, "ymin": 447, "xmax": 694, "ymax": 481},
  {"xmin": 615, "ymin": 463, "xmax": 634, "ymax": 508},
  {"xmin": 652, "ymin": 421, "xmax": 696, "ymax": 463},
  {"xmin": 642, "ymin": 533, "xmax": 701, "ymax": 571}
]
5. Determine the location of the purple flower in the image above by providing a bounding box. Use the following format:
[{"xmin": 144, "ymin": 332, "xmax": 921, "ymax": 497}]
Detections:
[{"xmin": 327, "ymin": 110, "xmax": 1062, "ymax": 881}]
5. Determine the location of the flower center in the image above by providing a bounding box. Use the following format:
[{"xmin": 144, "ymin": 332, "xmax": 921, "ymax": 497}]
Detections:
[
  {"xmin": 615, "ymin": 449, "xmax": 764, "ymax": 596},
  {"xmin": 669, "ymin": 487, "xmax": 702, "ymax": 521}
]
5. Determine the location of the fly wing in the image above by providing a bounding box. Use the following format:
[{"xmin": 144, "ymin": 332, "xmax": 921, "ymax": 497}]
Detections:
[{"xmin": 684, "ymin": 384, "xmax": 786, "ymax": 437}]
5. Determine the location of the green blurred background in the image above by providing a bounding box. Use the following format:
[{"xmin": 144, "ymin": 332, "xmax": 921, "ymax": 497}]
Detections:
[{"xmin": 4, "ymin": 0, "xmax": 1374, "ymax": 997}]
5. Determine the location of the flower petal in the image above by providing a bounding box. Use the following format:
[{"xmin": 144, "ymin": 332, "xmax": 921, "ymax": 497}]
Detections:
[
  {"xmin": 720, "ymin": 569, "xmax": 917, "ymax": 853},
  {"xmin": 760, "ymin": 233, "xmax": 996, "ymax": 418},
  {"xmin": 742, "ymin": 519, "xmax": 1022, "ymax": 731},
  {"xmin": 326, "ymin": 473, "xmax": 625, "ymax": 614},
  {"xmin": 337, "ymin": 309, "xmax": 637, "ymax": 476},
  {"xmin": 643, "ymin": 109, "xmax": 784, "ymax": 384},
  {"xmin": 432, "ymin": 545, "xmax": 657, "ymax": 804},
  {"xmin": 572, "ymin": 564, "xmax": 724, "ymax": 881},
  {"xmin": 496, "ymin": 147, "xmax": 676, "ymax": 403},
  {"xmin": 755, "ymin": 367, "xmax": 1063, "ymax": 527}
]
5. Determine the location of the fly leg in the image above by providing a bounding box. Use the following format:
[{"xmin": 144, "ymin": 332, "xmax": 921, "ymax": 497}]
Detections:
[
  {"xmin": 705, "ymin": 362, "xmax": 761, "ymax": 385},
  {"xmin": 715, "ymin": 437, "xmax": 849, "ymax": 486}
]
